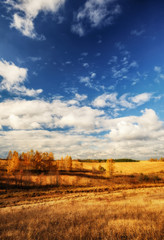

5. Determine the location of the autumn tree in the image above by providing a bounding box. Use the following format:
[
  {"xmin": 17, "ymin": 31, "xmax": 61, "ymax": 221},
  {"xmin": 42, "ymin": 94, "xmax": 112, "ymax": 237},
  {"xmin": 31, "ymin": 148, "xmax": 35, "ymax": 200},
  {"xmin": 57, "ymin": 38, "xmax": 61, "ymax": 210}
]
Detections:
[
  {"xmin": 64, "ymin": 155, "xmax": 72, "ymax": 171},
  {"xmin": 21, "ymin": 152, "xmax": 30, "ymax": 170},
  {"xmin": 106, "ymin": 159, "xmax": 114, "ymax": 177},
  {"xmin": 43, "ymin": 152, "xmax": 54, "ymax": 171},
  {"xmin": 48, "ymin": 152, "xmax": 54, "ymax": 161},
  {"xmin": 7, "ymin": 150, "xmax": 13, "ymax": 160},
  {"xmin": 33, "ymin": 151, "xmax": 43, "ymax": 170},
  {"xmin": 7, "ymin": 151, "xmax": 20, "ymax": 174},
  {"xmin": 59, "ymin": 156, "xmax": 64, "ymax": 170}
]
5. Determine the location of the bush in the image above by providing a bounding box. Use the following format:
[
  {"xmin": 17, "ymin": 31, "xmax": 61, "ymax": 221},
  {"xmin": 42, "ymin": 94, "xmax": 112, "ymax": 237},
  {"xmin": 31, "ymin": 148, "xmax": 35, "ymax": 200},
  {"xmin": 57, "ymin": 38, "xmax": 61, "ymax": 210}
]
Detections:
[
  {"xmin": 139, "ymin": 173, "xmax": 150, "ymax": 182},
  {"xmin": 98, "ymin": 165, "xmax": 105, "ymax": 172},
  {"xmin": 152, "ymin": 175, "xmax": 161, "ymax": 182}
]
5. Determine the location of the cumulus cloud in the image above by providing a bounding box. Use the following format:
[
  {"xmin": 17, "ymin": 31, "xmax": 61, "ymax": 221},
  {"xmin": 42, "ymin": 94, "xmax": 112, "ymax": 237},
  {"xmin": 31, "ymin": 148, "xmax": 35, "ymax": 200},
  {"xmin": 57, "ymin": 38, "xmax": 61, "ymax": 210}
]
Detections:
[
  {"xmin": 0, "ymin": 59, "xmax": 42, "ymax": 96},
  {"xmin": 72, "ymin": 0, "xmax": 122, "ymax": 36},
  {"xmin": 5, "ymin": 0, "xmax": 66, "ymax": 39},
  {"xmin": 0, "ymin": 105, "xmax": 164, "ymax": 159},
  {"xmin": 0, "ymin": 98, "xmax": 104, "ymax": 131},
  {"xmin": 109, "ymin": 109, "xmax": 163, "ymax": 141}
]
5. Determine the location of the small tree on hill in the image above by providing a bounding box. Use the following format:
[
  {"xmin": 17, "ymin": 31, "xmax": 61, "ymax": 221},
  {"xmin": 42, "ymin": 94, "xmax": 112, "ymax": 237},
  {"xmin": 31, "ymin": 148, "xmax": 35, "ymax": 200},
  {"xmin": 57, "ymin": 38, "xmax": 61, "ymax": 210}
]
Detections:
[{"xmin": 106, "ymin": 159, "xmax": 114, "ymax": 177}]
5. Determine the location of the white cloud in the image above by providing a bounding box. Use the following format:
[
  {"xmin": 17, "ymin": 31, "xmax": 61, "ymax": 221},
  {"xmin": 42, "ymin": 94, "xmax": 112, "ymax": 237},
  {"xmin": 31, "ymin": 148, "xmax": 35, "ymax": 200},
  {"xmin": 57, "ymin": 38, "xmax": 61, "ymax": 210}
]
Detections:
[
  {"xmin": 119, "ymin": 94, "xmax": 133, "ymax": 108},
  {"xmin": 115, "ymin": 42, "xmax": 125, "ymax": 50},
  {"xmin": 129, "ymin": 61, "xmax": 138, "ymax": 68},
  {"xmin": 0, "ymin": 107, "xmax": 164, "ymax": 160},
  {"xmin": 108, "ymin": 56, "xmax": 118, "ymax": 65},
  {"xmin": 109, "ymin": 109, "xmax": 163, "ymax": 142},
  {"xmin": 92, "ymin": 92, "xmax": 153, "ymax": 112},
  {"xmin": 80, "ymin": 76, "xmax": 92, "ymax": 88},
  {"xmin": 11, "ymin": 13, "xmax": 39, "ymax": 39},
  {"xmin": 65, "ymin": 61, "xmax": 72, "ymax": 65},
  {"xmin": 75, "ymin": 93, "xmax": 87, "ymax": 101},
  {"xmin": 72, "ymin": 0, "xmax": 122, "ymax": 36},
  {"xmin": 90, "ymin": 72, "xmax": 96, "ymax": 78},
  {"xmin": 0, "ymin": 59, "xmax": 27, "ymax": 87},
  {"xmin": 107, "ymin": 47, "xmax": 140, "ymax": 89},
  {"xmin": 154, "ymin": 66, "xmax": 161, "ymax": 73},
  {"xmin": 79, "ymin": 73, "xmax": 105, "ymax": 91},
  {"xmin": 0, "ymin": 98, "xmax": 104, "ymax": 132},
  {"xmin": 28, "ymin": 56, "xmax": 42, "ymax": 62},
  {"xmin": 92, "ymin": 93, "xmax": 117, "ymax": 108},
  {"xmin": 131, "ymin": 93, "xmax": 152, "ymax": 105},
  {"xmin": 5, "ymin": 0, "xmax": 66, "ymax": 39},
  {"xmin": 83, "ymin": 62, "xmax": 89, "ymax": 68},
  {"xmin": 0, "ymin": 59, "xmax": 42, "ymax": 96}
]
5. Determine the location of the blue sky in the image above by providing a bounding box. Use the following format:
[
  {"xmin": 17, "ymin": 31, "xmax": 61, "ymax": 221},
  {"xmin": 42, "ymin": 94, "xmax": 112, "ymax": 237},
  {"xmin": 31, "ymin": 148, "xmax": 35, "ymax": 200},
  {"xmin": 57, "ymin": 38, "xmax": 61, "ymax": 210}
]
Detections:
[{"xmin": 0, "ymin": 0, "xmax": 164, "ymax": 159}]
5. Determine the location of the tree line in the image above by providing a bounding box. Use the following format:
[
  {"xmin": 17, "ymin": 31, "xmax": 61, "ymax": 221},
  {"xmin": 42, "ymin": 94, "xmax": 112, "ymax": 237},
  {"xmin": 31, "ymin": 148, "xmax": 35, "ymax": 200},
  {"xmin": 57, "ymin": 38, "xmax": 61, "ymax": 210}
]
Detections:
[
  {"xmin": 5, "ymin": 150, "xmax": 115, "ymax": 178},
  {"xmin": 6, "ymin": 150, "xmax": 73, "ymax": 174}
]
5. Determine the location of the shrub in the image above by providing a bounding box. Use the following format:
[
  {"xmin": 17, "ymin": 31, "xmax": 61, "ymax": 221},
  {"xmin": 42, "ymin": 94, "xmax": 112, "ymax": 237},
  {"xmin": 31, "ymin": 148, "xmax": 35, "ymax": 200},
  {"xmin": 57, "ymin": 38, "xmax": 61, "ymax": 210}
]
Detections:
[{"xmin": 98, "ymin": 165, "xmax": 105, "ymax": 172}]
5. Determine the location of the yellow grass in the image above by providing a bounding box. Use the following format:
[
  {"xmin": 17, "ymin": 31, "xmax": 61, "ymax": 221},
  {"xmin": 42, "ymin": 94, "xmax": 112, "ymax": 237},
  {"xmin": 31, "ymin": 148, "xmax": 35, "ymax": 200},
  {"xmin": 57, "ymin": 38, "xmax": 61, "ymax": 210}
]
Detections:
[
  {"xmin": 0, "ymin": 187, "xmax": 164, "ymax": 240},
  {"xmin": 82, "ymin": 161, "xmax": 164, "ymax": 174},
  {"xmin": 0, "ymin": 159, "xmax": 163, "ymax": 239},
  {"xmin": 1, "ymin": 158, "xmax": 164, "ymax": 175}
]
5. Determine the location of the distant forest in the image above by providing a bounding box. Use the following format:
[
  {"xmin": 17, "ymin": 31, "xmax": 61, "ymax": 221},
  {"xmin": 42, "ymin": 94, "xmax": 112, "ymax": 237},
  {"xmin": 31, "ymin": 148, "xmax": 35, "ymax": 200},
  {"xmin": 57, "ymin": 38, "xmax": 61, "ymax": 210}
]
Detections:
[{"xmin": 78, "ymin": 159, "xmax": 140, "ymax": 163}]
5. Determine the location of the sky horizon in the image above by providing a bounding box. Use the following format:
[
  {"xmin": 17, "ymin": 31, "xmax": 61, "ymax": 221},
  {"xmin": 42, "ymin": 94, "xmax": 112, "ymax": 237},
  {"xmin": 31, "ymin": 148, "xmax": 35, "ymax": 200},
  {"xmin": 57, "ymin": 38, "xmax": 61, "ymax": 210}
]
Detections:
[{"xmin": 0, "ymin": 0, "xmax": 164, "ymax": 160}]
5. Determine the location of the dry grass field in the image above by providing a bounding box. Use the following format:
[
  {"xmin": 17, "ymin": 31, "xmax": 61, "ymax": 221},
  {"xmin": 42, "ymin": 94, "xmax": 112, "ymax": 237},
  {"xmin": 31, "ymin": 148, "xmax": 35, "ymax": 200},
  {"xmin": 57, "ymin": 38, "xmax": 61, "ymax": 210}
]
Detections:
[
  {"xmin": 81, "ymin": 160, "xmax": 164, "ymax": 174},
  {"xmin": 0, "ymin": 159, "xmax": 164, "ymax": 239},
  {"xmin": 0, "ymin": 187, "xmax": 164, "ymax": 240}
]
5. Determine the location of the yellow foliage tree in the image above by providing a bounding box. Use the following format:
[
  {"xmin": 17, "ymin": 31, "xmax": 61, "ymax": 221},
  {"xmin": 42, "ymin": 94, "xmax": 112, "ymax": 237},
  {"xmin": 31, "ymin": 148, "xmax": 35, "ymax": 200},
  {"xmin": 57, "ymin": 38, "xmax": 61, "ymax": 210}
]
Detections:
[
  {"xmin": 7, "ymin": 151, "xmax": 20, "ymax": 174},
  {"xmin": 64, "ymin": 155, "xmax": 72, "ymax": 171},
  {"xmin": 59, "ymin": 156, "xmax": 64, "ymax": 170},
  {"xmin": 33, "ymin": 151, "xmax": 42, "ymax": 170},
  {"xmin": 7, "ymin": 150, "xmax": 13, "ymax": 160},
  {"xmin": 22, "ymin": 152, "xmax": 31, "ymax": 170},
  {"xmin": 48, "ymin": 152, "xmax": 54, "ymax": 161},
  {"xmin": 106, "ymin": 159, "xmax": 114, "ymax": 177}
]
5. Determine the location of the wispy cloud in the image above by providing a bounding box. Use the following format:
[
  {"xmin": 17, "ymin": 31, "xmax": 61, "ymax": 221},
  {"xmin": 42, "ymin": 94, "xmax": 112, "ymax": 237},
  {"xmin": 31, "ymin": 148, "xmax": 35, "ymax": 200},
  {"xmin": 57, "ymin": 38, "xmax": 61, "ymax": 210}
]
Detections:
[
  {"xmin": 131, "ymin": 29, "xmax": 145, "ymax": 36},
  {"xmin": 72, "ymin": 0, "xmax": 122, "ymax": 36},
  {"xmin": 0, "ymin": 59, "xmax": 42, "ymax": 96},
  {"xmin": 79, "ymin": 72, "xmax": 103, "ymax": 90},
  {"xmin": 81, "ymin": 52, "xmax": 88, "ymax": 57},
  {"xmin": 154, "ymin": 66, "xmax": 161, "ymax": 73},
  {"xmin": 154, "ymin": 65, "xmax": 164, "ymax": 83},
  {"xmin": 28, "ymin": 56, "xmax": 42, "ymax": 62},
  {"xmin": 83, "ymin": 62, "xmax": 89, "ymax": 68},
  {"xmin": 130, "ymin": 93, "xmax": 152, "ymax": 105},
  {"xmin": 108, "ymin": 45, "xmax": 139, "ymax": 87},
  {"xmin": 5, "ymin": 0, "xmax": 66, "ymax": 39}
]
